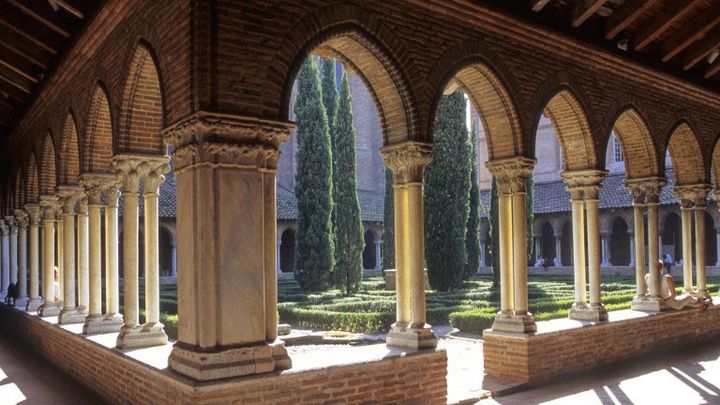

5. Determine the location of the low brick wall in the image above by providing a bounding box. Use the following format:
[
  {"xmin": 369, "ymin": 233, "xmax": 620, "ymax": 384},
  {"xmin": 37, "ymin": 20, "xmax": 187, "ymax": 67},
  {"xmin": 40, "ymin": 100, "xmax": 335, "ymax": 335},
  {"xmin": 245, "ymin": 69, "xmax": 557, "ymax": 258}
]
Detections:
[
  {"xmin": 0, "ymin": 306, "xmax": 447, "ymax": 404},
  {"xmin": 484, "ymin": 302, "xmax": 720, "ymax": 384}
]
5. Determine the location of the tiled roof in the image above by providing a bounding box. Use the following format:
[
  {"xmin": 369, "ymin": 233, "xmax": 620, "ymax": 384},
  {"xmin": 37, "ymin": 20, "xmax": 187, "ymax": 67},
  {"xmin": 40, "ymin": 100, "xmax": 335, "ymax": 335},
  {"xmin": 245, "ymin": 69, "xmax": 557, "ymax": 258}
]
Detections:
[{"xmin": 277, "ymin": 183, "xmax": 384, "ymax": 223}]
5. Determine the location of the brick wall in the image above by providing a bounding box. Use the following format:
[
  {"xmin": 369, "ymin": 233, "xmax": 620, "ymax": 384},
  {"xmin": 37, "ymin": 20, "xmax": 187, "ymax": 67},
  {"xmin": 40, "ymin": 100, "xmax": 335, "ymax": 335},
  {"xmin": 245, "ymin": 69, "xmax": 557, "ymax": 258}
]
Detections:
[
  {"xmin": 484, "ymin": 304, "xmax": 720, "ymax": 384},
  {"xmin": 0, "ymin": 306, "xmax": 448, "ymax": 404}
]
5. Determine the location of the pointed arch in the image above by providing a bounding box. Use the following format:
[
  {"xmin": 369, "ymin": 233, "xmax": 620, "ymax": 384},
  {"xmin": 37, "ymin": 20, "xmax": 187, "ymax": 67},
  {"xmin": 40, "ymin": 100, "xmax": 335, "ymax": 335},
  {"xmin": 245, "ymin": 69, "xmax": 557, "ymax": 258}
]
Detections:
[
  {"xmin": 59, "ymin": 112, "xmax": 81, "ymax": 185},
  {"xmin": 119, "ymin": 42, "xmax": 166, "ymax": 154},
  {"xmin": 437, "ymin": 61, "xmax": 523, "ymax": 160},
  {"xmin": 667, "ymin": 121, "xmax": 707, "ymax": 186},
  {"xmin": 83, "ymin": 83, "xmax": 115, "ymax": 173},
  {"xmin": 39, "ymin": 133, "xmax": 57, "ymax": 195},
  {"xmin": 13, "ymin": 167, "xmax": 24, "ymax": 210},
  {"xmin": 711, "ymin": 135, "xmax": 720, "ymax": 190},
  {"xmin": 541, "ymin": 88, "xmax": 597, "ymax": 170},
  {"xmin": 611, "ymin": 107, "xmax": 659, "ymax": 179},
  {"xmin": 26, "ymin": 152, "xmax": 40, "ymax": 204}
]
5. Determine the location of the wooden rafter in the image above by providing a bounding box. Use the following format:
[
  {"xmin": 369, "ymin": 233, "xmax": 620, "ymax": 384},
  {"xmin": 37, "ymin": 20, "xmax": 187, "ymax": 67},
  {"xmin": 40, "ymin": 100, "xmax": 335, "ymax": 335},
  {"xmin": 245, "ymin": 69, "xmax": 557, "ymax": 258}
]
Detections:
[
  {"xmin": 52, "ymin": 0, "xmax": 84, "ymax": 19},
  {"xmin": 683, "ymin": 27, "xmax": 720, "ymax": 70},
  {"xmin": 605, "ymin": 0, "xmax": 657, "ymax": 40},
  {"xmin": 0, "ymin": 47, "xmax": 39, "ymax": 83},
  {"xmin": 0, "ymin": 74, "xmax": 29, "ymax": 100},
  {"xmin": 0, "ymin": 9, "xmax": 60, "ymax": 54},
  {"xmin": 572, "ymin": 0, "xmax": 607, "ymax": 28},
  {"xmin": 5, "ymin": 0, "xmax": 70, "ymax": 37},
  {"xmin": 632, "ymin": 0, "xmax": 702, "ymax": 51},
  {"xmin": 0, "ymin": 65, "xmax": 32, "ymax": 94},
  {"xmin": 662, "ymin": 8, "xmax": 720, "ymax": 62},
  {"xmin": 0, "ymin": 33, "xmax": 50, "ymax": 70},
  {"xmin": 531, "ymin": 0, "xmax": 552, "ymax": 12},
  {"xmin": 705, "ymin": 56, "xmax": 720, "ymax": 78}
]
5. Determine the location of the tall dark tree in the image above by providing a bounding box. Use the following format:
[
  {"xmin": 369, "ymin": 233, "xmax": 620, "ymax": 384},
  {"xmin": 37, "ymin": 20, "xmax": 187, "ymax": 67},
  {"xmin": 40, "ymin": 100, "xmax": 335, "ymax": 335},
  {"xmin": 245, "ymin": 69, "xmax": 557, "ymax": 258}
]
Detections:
[
  {"xmin": 424, "ymin": 91, "xmax": 472, "ymax": 291},
  {"xmin": 331, "ymin": 71, "xmax": 365, "ymax": 293},
  {"xmin": 464, "ymin": 118, "xmax": 481, "ymax": 281},
  {"xmin": 382, "ymin": 168, "xmax": 395, "ymax": 270},
  {"xmin": 489, "ymin": 177, "xmax": 500, "ymax": 288},
  {"xmin": 293, "ymin": 58, "xmax": 334, "ymax": 291},
  {"xmin": 321, "ymin": 58, "xmax": 340, "ymax": 282}
]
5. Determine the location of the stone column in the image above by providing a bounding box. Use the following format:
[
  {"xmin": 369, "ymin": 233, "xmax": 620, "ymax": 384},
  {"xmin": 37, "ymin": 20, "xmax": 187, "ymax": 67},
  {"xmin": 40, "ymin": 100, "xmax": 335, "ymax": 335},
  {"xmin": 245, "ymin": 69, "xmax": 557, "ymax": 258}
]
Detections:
[
  {"xmin": 375, "ymin": 239, "xmax": 382, "ymax": 270},
  {"xmin": 138, "ymin": 157, "xmax": 171, "ymax": 346},
  {"xmin": 563, "ymin": 170, "xmax": 607, "ymax": 321},
  {"xmin": 715, "ymin": 228, "xmax": 720, "ymax": 268},
  {"xmin": 170, "ymin": 238, "xmax": 177, "ymax": 277},
  {"xmin": 534, "ymin": 236, "xmax": 541, "ymax": 266},
  {"xmin": 7, "ymin": 217, "xmax": 18, "ymax": 295},
  {"xmin": 678, "ymin": 198, "xmax": 694, "ymax": 295},
  {"xmin": 276, "ymin": 240, "xmax": 281, "ymax": 274},
  {"xmin": 101, "ymin": 179, "xmax": 123, "ymax": 331},
  {"xmin": 37, "ymin": 195, "xmax": 60, "ymax": 316},
  {"xmin": 57, "ymin": 186, "xmax": 85, "ymax": 324},
  {"xmin": 628, "ymin": 231, "xmax": 635, "ymax": 267},
  {"xmin": 77, "ymin": 197, "xmax": 89, "ymax": 314},
  {"xmin": 487, "ymin": 157, "xmax": 536, "ymax": 334},
  {"xmin": 479, "ymin": 237, "xmax": 486, "ymax": 268},
  {"xmin": 1, "ymin": 219, "xmax": 8, "ymax": 296},
  {"xmin": 694, "ymin": 194, "xmax": 710, "ymax": 298},
  {"xmin": 162, "ymin": 112, "xmax": 292, "ymax": 380},
  {"xmin": 56, "ymin": 210, "xmax": 63, "ymax": 298},
  {"xmin": 25, "ymin": 204, "xmax": 42, "ymax": 311},
  {"xmin": 381, "ymin": 141, "xmax": 437, "ymax": 349},
  {"xmin": 601, "ymin": 233, "xmax": 611, "ymax": 266},
  {"xmin": 554, "ymin": 234, "xmax": 562, "ymax": 266},
  {"xmin": 113, "ymin": 155, "xmax": 147, "ymax": 348},
  {"xmin": 14, "ymin": 210, "xmax": 28, "ymax": 304}
]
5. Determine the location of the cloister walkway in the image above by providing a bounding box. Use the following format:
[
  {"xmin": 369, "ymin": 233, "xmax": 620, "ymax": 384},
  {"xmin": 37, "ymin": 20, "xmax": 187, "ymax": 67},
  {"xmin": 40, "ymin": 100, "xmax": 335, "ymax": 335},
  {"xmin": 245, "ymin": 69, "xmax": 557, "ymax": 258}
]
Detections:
[{"xmin": 0, "ymin": 330, "xmax": 103, "ymax": 404}]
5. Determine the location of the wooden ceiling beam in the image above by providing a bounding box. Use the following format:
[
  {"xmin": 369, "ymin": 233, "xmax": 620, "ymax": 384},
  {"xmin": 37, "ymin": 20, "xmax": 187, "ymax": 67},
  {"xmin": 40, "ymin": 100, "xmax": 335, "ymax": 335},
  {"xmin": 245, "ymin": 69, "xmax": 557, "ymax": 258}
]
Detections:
[
  {"xmin": 662, "ymin": 8, "xmax": 720, "ymax": 62},
  {"xmin": 605, "ymin": 0, "xmax": 657, "ymax": 40},
  {"xmin": 0, "ymin": 65, "xmax": 32, "ymax": 94},
  {"xmin": 705, "ymin": 56, "xmax": 720, "ymax": 79},
  {"xmin": 0, "ymin": 31, "xmax": 50, "ymax": 70},
  {"xmin": 0, "ymin": 9, "xmax": 61, "ymax": 54},
  {"xmin": 683, "ymin": 28, "xmax": 720, "ymax": 70},
  {"xmin": 5, "ymin": 0, "xmax": 70, "ymax": 37},
  {"xmin": 530, "ymin": 0, "xmax": 553, "ymax": 12},
  {"xmin": 572, "ymin": 0, "xmax": 608, "ymax": 28},
  {"xmin": 0, "ymin": 76, "xmax": 28, "ymax": 101},
  {"xmin": 52, "ymin": 0, "xmax": 85, "ymax": 19},
  {"xmin": 631, "ymin": 0, "xmax": 702, "ymax": 51},
  {"xmin": 0, "ymin": 47, "xmax": 40, "ymax": 83}
]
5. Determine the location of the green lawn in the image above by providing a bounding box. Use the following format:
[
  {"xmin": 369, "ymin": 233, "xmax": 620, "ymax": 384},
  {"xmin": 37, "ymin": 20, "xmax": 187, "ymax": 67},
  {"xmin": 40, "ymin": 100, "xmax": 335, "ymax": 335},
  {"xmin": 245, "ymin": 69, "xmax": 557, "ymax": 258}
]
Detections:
[{"xmin": 132, "ymin": 274, "xmax": 720, "ymax": 339}]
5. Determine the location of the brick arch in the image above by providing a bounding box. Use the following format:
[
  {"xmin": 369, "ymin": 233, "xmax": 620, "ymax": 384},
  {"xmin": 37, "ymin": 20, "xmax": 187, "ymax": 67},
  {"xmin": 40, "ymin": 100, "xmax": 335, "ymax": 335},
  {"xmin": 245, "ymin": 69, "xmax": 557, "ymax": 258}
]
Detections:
[
  {"xmin": 610, "ymin": 107, "xmax": 660, "ymax": 179},
  {"xmin": 435, "ymin": 62, "xmax": 523, "ymax": 160},
  {"xmin": 276, "ymin": 7, "xmax": 418, "ymax": 145},
  {"xmin": 119, "ymin": 42, "xmax": 166, "ymax": 154},
  {"xmin": 25, "ymin": 152, "xmax": 40, "ymax": 204},
  {"xmin": 13, "ymin": 168, "xmax": 24, "ymax": 210},
  {"xmin": 39, "ymin": 133, "xmax": 57, "ymax": 195},
  {"xmin": 710, "ymin": 134, "xmax": 720, "ymax": 190},
  {"xmin": 539, "ymin": 88, "xmax": 597, "ymax": 170},
  {"xmin": 59, "ymin": 112, "xmax": 81, "ymax": 185},
  {"xmin": 83, "ymin": 83, "xmax": 115, "ymax": 173},
  {"xmin": 667, "ymin": 121, "xmax": 707, "ymax": 186}
]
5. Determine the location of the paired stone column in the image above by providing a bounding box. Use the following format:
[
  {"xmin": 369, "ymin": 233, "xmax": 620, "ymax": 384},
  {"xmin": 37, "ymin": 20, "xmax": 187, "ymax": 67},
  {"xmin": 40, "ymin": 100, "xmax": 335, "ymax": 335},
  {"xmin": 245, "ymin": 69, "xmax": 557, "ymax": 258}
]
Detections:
[
  {"xmin": 57, "ymin": 186, "xmax": 86, "ymax": 324},
  {"xmin": 715, "ymin": 228, "xmax": 720, "ymax": 268},
  {"xmin": 554, "ymin": 234, "xmax": 562, "ymax": 266},
  {"xmin": 628, "ymin": 231, "xmax": 635, "ymax": 267},
  {"xmin": 562, "ymin": 170, "xmax": 608, "ymax": 321},
  {"xmin": 163, "ymin": 112, "xmax": 292, "ymax": 380},
  {"xmin": 694, "ymin": 192, "xmax": 710, "ymax": 298},
  {"xmin": 534, "ymin": 236, "xmax": 541, "ymax": 266},
  {"xmin": 276, "ymin": 240, "xmax": 282, "ymax": 273},
  {"xmin": 487, "ymin": 157, "xmax": 537, "ymax": 333},
  {"xmin": 14, "ymin": 210, "xmax": 28, "ymax": 305},
  {"xmin": 6, "ymin": 217, "xmax": 18, "ymax": 295},
  {"xmin": 677, "ymin": 184, "xmax": 712, "ymax": 299},
  {"xmin": 37, "ymin": 195, "xmax": 61, "ymax": 316},
  {"xmin": 170, "ymin": 238, "xmax": 177, "ymax": 277},
  {"xmin": 375, "ymin": 239, "xmax": 382, "ymax": 270},
  {"xmin": 0, "ymin": 219, "xmax": 8, "ymax": 296},
  {"xmin": 381, "ymin": 141, "xmax": 436, "ymax": 349},
  {"xmin": 25, "ymin": 204, "xmax": 42, "ymax": 311},
  {"xmin": 601, "ymin": 233, "xmax": 611, "ymax": 266},
  {"xmin": 77, "ymin": 197, "xmax": 89, "ymax": 315},
  {"xmin": 677, "ymin": 195, "xmax": 695, "ymax": 295},
  {"xmin": 102, "ymin": 179, "xmax": 123, "ymax": 331},
  {"xmin": 625, "ymin": 177, "xmax": 666, "ymax": 311}
]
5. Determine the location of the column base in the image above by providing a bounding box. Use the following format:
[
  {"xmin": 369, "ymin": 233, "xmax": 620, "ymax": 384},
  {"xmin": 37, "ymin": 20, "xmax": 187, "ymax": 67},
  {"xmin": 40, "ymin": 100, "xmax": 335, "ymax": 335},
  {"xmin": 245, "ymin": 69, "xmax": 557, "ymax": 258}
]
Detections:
[
  {"xmin": 116, "ymin": 322, "xmax": 168, "ymax": 349},
  {"xmin": 13, "ymin": 297, "xmax": 28, "ymax": 309},
  {"xmin": 693, "ymin": 290, "xmax": 712, "ymax": 300},
  {"xmin": 385, "ymin": 323, "xmax": 438, "ymax": 350},
  {"xmin": 168, "ymin": 339, "xmax": 291, "ymax": 381},
  {"xmin": 58, "ymin": 308, "xmax": 88, "ymax": 324},
  {"xmin": 85, "ymin": 313, "xmax": 124, "ymax": 334},
  {"xmin": 26, "ymin": 297, "xmax": 43, "ymax": 312},
  {"xmin": 490, "ymin": 312, "xmax": 537, "ymax": 334},
  {"xmin": 631, "ymin": 296, "xmax": 666, "ymax": 312},
  {"xmin": 569, "ymin": 303, "xmax": 608, "ymax": 322},
  {"xmin": 37, "ymin": 301, "xmax": 62, "ymax": 317}
]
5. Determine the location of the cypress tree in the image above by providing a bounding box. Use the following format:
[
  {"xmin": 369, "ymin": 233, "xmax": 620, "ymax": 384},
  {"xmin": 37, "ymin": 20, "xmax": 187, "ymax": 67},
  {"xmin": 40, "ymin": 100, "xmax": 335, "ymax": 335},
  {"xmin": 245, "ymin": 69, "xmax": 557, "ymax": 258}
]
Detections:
[
  {"xmin": 489, "ymin": 177, "xmax": 500, "ymax": 288},
  {"xmin": 424, "ymin": 91, "xmax": 472, "ymax": 291},
  {"xmin": 293, "ymin": 58, "xmax": 334, "ymax": 291},
  {"xmin": 321, "ymin": 59, "xmax": 340, "ymax": 283},
  {"xmin": 331, "ymin": 72, "xmax": 365, "ymax": 293},
  {"xmin": 464, "ymin": 118, "xmax": 481, "ymax": 281},
  {"xmin": 382, "ymin": 168, "xmax": 395, "ymax": 270}
]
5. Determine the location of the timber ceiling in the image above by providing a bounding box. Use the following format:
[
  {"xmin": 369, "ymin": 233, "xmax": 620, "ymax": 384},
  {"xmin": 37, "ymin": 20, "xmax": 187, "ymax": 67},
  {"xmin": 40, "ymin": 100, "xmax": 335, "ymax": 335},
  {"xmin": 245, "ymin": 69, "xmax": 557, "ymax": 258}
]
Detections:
[
  {"xmin": 482, "ymin": 0, "xmax": 720, "ymax": 91},
  {"xmin": 0, "ymin": 0, "xmax": 101, "ymax": 143}
]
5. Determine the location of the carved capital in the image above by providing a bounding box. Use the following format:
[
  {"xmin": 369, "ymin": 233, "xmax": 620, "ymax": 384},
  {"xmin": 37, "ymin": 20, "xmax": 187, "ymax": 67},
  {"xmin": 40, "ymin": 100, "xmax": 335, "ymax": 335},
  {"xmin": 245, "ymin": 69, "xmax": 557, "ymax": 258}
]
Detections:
[
  {"xmin": 38, "ymin": 195, "xmax": 60, "ymax": 221},
  {"xmin": 13, "ymin": 210, "xmax": 28, "ymax": 229},
  {"xmin": 486, "ymin": 156, "xmax": 536, "ymax": 195},
  {"xmin": 162, "ymin": 112, "xmax": 293, "ymax": 171},
  {"xmin": 113, "ymin": 154, "xmax": 166, "ymax": 193},
  {"xmin": 0, "ymin": 220, "xmax": 6, "ymax": 237},
  {"xmin": 80, "ymin": 173, "xmax": 117, "ymax": 206},
  {"xmin": 624, "ymin": 177, "xmax": 666, "ymax": 204},
  {"xmin": 24, "ymin": 204, "xmax": 41, "ymax": 225},
  {"xmin": 3, "ymin": 216, "xmax": 15, "ymax": 234},
  {"xmin": 141, "ymin": 156, "xmax": 171, "ymax": 194},
  {"xmin": 380, "ymin": 141, "xmax": 433, "ymax": 184},
  {"xmin": 56, "ymin": 185, "xmax": 84, "ymax": 213},
  {"xmin": 674, "ymin": 183, "xmax": 712, "ymax": 207},
  {"xmin": 561, "ymin": 169, "xmax": 607, "ymax": 200}
]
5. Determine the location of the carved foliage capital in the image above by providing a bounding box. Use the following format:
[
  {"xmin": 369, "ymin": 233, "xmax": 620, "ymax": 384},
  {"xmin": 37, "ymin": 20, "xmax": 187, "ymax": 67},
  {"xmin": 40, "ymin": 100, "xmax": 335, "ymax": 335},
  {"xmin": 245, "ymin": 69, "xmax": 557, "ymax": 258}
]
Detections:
[
  {"xmin": 624, "ymin": 177, "xmax": 666, "ymax": 204},
  {"xmin": 674, "ymin": 183, "xmax": 712, "ymax": 208},
  {"xmin": 56, "ymin": 185, "xmax": 84, "ymax": 212},
  {"xmin": 162, "ymin": 112, "xmax": 293, "ymax": 171},
  {"xmin": 38, "ymin": 195, "xmax": 60, "ymax": 220},
  {"xmin": 561, "ymin": 169, "xmax": 607, "ymax": 200},
  {"xmin": 24, "ymin": 204, "xmax": 41, "ymax": 225},
  {"xmin": 486, "ymin": 156, "xmax": 536, "ymax": 195},
  {"xmin": 80, "ymin": 173, "xmax": 116, "ymax": 205},
  {"xmin": 13, "ymin": 210, "xmax": 28, "ymax": 229},
  {"xmin": 380, "ymin": 141, "xmax": 433, "ymax": 184}
]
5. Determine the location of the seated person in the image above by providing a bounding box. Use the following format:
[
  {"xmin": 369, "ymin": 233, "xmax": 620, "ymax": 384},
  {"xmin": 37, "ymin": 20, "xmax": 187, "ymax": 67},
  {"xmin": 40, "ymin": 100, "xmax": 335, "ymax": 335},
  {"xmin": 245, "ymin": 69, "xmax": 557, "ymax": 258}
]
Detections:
[{"xmin": 645, "ymin": 260, "xmax": 709, "ymax": 310}]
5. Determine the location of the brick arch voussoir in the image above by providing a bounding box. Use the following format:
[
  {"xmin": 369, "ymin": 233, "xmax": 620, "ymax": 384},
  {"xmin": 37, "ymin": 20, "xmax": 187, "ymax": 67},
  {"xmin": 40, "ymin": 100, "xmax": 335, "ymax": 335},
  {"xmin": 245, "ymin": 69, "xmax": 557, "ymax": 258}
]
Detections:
[
  {"xmin": 25, "ymin": 151, "xmax": 40, "ymax": 204},
  {"xmin": 666, "ymin": 120, "xmax": 708, "ymax": 186},
  {"xmin": 58, "ymin": 111, "xmax": 82, "ymax": 185},
  {"xmin": 39, "ymin": 132, "xmax": 59, "ymax": 195},
  {"xmin": 83, "ymin": 82, "xmax": 116, "ymax": 173},
  {"xmin": 426, "ymin": 42, "xmax": 525, "ymax": 160},
  {"xmin": 710, "ymin": 134, "xmax": 720, "ymax": 190},
  {"xmin": 606, "ymin": 99, "xmax": 661, "ymax": 179},
  {"xmin": 274, "ymin": 4, "xmax": 420, "ymax": 145}
]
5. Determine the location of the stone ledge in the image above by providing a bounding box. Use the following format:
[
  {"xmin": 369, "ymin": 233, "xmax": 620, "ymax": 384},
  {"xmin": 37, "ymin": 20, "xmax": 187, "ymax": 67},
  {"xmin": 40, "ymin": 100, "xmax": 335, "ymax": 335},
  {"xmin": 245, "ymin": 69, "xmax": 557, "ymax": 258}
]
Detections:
[{"xmin": 0, "ymin": 306, "xmax": 448, "ymax": 404}]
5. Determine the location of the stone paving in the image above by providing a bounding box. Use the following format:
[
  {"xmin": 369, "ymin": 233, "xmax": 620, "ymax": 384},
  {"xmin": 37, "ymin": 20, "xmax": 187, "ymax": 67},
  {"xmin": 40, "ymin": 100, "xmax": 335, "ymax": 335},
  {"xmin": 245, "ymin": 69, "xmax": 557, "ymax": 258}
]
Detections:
[{"xmin": 482, "ymin": 338, "xmax": 720, "ymax": 405}]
